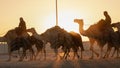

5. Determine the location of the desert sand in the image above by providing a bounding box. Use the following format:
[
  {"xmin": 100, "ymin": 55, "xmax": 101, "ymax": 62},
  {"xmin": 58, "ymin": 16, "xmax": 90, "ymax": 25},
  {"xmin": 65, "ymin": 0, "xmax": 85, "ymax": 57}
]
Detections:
[{"xmin": 0, "ymin": 42, "xmax": 119, "ymax": 68}]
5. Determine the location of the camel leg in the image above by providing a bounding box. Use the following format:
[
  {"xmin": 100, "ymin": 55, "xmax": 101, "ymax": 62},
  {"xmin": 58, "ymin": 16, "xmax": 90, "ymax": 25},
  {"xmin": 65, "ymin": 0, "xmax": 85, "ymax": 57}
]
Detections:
[
  {"xmin": 106, "ymin": 47, "xmax": 112, "ymax": 58},
  {"xmin": 38, "ymin": 48, "xmax": 46, "ymax": 60},
  {"xmin": 30, "ymin": 48, "xmax": 35, "ymax": 61},
  {"xmin": 90, "ymin": 45, "xmax": 94, "ymax": 59},
  {"xmin": 103, "ymin": 44, "xmax": 113, "ymax": 58},
  {"xmin": 118, "ymin": 48, "xmax": 120, "ymax": 56},
  {"xmin": 65, "ymin": 49, "xmax": 70, "ymax": 60},
  {"xmin": 89, "ymin": 39, "xmax": 99, "ymax": 59},
  {"xmin": 73, "ymin": 51, "xmax": 76, "ymax": 60},
  {"xmin": 81, "ymin": 50, "xmax": 83, "ymax": 59},
  {"xmin": 90, "ymin": 46, "xmax": 99, "ymax": 59},
  {"xmin": 116, "ymin": 48, "xmax": 119, "ymax": 58},
  {"xmin": 54, "ymin": 49, "xmax": 59, "ymax": 59},
  {"xmin": 72, "ymin": 48, "xmax": 76, "ymax": 59},
  {"xmin": 103, "ymin": 46, "xmax": 110, "ymax": 58},
  {"xmin": 111, "ymin": 48, "xmax": 116, "ymax": 57},
  {"xmin": 63, "ymin": 48, "xmax": 69, "ymax": 60},
  {"xmin": 100, "ymin": 47, "xmax": 103, "ymax": 58},
  {"xmin": 19, "ymin": 50, "xmax": 26, "ymax": 61},
  {"xmin": 89, "ymin": 39, "xmax": 94, "ymax": 59},
  {"xmin": 7, "ymin": 45, "xmax": 11, "ymax": 61},
  {"xmin": 62, "ymin": 50, "xmax": 66, "ymax": 59},
  {"xmin": 73, "ymin": 48, "xmax": 80, "ymax": 59},
  {"xmin": 18, "ymin": 49, "xmax": 21, "ymax": 57},
  {"xmin": 37, "ymin": 50, "xmax": 44, "ymax": 60},
  {"xmin": 8, "ymin": 52, "xmax": 12, "ymax": 61},
  {"xmin": 35, "ymin": 51, "xmax": 40, "ymax": 60},
  {"xmin": 43, "ymin": 48, "xmax": 46, "ymax": 60},
  {"xmin": 76, "ymin": 51, "xmax": 80, "ymax": 59}
]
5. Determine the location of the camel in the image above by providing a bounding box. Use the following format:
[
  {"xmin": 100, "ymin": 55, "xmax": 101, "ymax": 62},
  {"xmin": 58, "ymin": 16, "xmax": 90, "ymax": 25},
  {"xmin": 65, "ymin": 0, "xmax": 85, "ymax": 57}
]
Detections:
[
  {"xmin": 53, "ymin": 31, "xmax": 84, "ymax": 59},
  {"xmin": 39, "ymin": 26, "xmax": 84, "ymax": 59},
  {"xmin": 0, "ymin": 28, "xmax": 29, "ymax": 61},
  {"xmin": 10, "ymin": 37, "xmax": 35, "ymax": 61},
  {"xmin": 102, "ymin": 22, "xmax": 120, "ymax": 58},
  {"xmin": 69, "ymin": 31, "xmax": 84, "ymax": 59},
  {"xmin": 10, "ymin": 35, "xmax": 45, "ymax": 61},
  {"xmin": 103, "ymin": 30, "xmax": 120, "ymax": 58},
  {"xmin": 27, "ymin": 28, "xmax": 46, "ymax": 60},
  {"xmin": 27, "ymin": 27, "xmax": 69, "ymax": 59},
  {"xmin": 29, "ymin": 36, "xmax": 46, "ymax": 60},
  {"xmin": 109, "ymin": 22, "xmax": 120, "ymax": 57},
  {"xmin": 74, "ymin": 19, "xmax": 112, "ymax": 59}
]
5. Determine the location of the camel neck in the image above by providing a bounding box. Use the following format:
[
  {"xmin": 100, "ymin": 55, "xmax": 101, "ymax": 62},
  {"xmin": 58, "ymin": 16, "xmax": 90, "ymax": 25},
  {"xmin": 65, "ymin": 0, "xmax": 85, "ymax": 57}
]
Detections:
[{"xmin": 79, "ymin": 24, "xmax": 85, "ymax": 35}]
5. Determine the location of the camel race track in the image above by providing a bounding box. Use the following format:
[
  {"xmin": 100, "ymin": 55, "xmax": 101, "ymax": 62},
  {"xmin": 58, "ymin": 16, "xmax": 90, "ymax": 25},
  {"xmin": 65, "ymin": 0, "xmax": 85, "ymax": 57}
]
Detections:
[{"xmin": 0, "ymin": 42, "xmax": 119, "ymax": 68}]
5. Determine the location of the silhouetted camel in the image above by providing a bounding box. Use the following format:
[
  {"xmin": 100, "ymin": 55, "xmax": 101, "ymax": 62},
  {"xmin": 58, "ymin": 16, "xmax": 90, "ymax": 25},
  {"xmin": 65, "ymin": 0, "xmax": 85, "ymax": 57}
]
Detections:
[
  {"xmin": 103, "ymin": 30, "xmax": 120, "ymax": 58},
  {"xmin": 27, "ymin": 28, "xmax": 46, "ymax": 60},
  {"xmin": 28, "ymin": 27, "xmax": 68, "ymax": 59},
  {"xmin": 74, "ymin": 19, "xmax": 111, "ymax": 59},
  {"xmin": 74, "ymin": 19, "xmax": 120, "ymax": 59},
  {"xmin": 39, "ymin": 26, "xmax": 84, "ymax": 59},
  {"xmin": 0, "ymin": 28, "xmax": 29, "ymax": 61},
  {"xmin": 10, "ymin": 34, "xmax": 46, "ymax": 61},
  {"xmin": 69, "ymin": 31, "xmax": 84, "ymax": 59},
  {"xmin": 102, "ymin": 22, "xmax": 120, "ymax": 58},
  {"xmin": 106, "ymin": 22, "xmax": 120, "ymax": 58},
  {"xmin": 29, "ymin": 36, "xmax": 46, "ymax": 60},
  {"xmin": 112, "ymin": 23, "xmax": 120, "ymax": 57},
  {"xmin": 10, "ymin": 37, "xmax": 35, "ymax": 61}
]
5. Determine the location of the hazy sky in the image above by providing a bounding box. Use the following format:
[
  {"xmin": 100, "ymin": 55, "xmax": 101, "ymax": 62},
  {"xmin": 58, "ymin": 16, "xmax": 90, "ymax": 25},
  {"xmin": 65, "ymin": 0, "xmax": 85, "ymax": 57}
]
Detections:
[{"xmin": 0, "ymin": 0, "xmax": 120, "ymax": 41}]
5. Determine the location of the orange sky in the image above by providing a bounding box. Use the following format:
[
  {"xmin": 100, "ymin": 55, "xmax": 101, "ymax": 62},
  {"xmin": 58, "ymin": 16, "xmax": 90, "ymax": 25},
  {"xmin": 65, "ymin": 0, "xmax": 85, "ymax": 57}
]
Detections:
[{"xmin": 0, "ymin": 0, "xmax": 120, "ymax": 41}]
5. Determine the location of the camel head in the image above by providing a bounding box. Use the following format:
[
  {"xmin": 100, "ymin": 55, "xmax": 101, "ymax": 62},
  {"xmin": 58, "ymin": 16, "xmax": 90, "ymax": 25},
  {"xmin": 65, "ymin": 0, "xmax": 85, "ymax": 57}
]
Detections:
[
  {"xmin": 111, "ymin": 22, "xmax": 120, "ymax": 28},
  {"xmin": 27, "ymin": 28, "xmax": 36, "ymax": 34},
  {"xmin": 74, "ymin": 19, "xmax": 84, "ymax": 26}
]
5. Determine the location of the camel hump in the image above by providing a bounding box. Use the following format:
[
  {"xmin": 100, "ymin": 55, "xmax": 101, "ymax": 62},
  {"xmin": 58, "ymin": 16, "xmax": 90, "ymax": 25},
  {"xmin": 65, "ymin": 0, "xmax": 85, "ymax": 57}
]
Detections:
[{"xmin": 97, "ymin": 19, "xmax": 106, "ymax": 29}]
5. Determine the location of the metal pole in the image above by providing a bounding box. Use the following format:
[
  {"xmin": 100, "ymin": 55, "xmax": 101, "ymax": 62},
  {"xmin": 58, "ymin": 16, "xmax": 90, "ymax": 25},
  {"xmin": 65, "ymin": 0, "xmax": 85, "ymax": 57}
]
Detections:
[{"xmin": 56, "ymin": 0, "xmax": 58, "ymax": 26}]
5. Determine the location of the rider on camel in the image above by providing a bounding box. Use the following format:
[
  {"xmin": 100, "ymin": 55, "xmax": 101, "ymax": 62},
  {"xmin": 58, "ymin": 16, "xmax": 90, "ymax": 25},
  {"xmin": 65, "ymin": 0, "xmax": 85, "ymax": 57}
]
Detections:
[
  {"xmin": 16, "ymin": 17, "xmax": 27, "ymax": 37},
  {"xmin": 104, "ymin": 11, "xmax": 111, "ymax": 26}
]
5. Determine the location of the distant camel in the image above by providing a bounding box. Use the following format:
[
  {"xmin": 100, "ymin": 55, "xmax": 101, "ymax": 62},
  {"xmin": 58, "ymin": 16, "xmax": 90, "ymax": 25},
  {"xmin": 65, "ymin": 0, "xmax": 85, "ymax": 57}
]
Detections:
[
  {"xmin": 27, "ymin": 27, "xmax": 64, "ymax": 59},
  {"xmin": 106, "ymin": 22, "xmax": 120, "ymax": 58},
  {"xmin": 10, "ymin": 37, "xmax": 35, "ymax": 61},
  {"xmin": 10, "ymin": 34, "xmax": 45, "ymax": 61},
  {"xmin": 39, "ymin": 26, "xmax": 84, "ymax": 59},
  {"xmin": 69, "ymin": 31, "xmax": 84, "ymax": 59},
  {"xmin": 102, "ymin": 22, "xmax": 120, "ymax": 58},
  {"xmin": 27, "ymin": 28, "xmax": 47, "ymax": 60},
  {"xmin": 0, "ymin": 28, "xmax": 29, "ymax": 61},
  {"xmin": 74, "ymin": 19, "xmax": 112, "ymax": 59},
  {"xmin": 111, "ymin": 23, "xmax": 120, "ymax": 57}
]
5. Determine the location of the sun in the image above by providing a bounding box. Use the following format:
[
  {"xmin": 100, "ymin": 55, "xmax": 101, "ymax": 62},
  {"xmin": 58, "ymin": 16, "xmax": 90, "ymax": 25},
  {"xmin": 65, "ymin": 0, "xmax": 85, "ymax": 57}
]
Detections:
[
  {"xmin": 43, "ymin": 10, "xmax": 82, "ymax": 33},
  {"xmin": 42, "ymin": 10, "xmax": 89, "ymax": 41}
]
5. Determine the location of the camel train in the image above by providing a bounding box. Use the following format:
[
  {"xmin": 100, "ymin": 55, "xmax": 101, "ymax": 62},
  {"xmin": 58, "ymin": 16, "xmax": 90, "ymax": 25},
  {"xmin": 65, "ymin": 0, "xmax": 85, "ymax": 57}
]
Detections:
[{"xmin": 0, "ymin": 12, "xmax": 120, "ymax": 61}]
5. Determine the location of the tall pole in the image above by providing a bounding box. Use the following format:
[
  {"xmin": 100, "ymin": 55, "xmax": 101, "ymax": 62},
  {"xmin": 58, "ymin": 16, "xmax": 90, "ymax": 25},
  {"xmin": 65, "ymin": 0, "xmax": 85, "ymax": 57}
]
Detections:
[{"xmin": 56, "ymin": 0, "xmax": 58, "ymax": 26}]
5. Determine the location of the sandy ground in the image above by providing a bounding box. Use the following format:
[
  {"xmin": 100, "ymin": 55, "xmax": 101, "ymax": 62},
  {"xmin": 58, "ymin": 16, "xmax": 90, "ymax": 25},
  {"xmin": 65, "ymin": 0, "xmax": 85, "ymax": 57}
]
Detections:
[
  {"xmin": 0, "ymin": 52, "xmax": 119, "ymax": 68},
  {"xmin": 0, "ymin": 57, "xmax": 119, "ymax": 68},
  {"xmin": 0, "ymin": 42, "xmax": 119, "ymax": 68}
]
